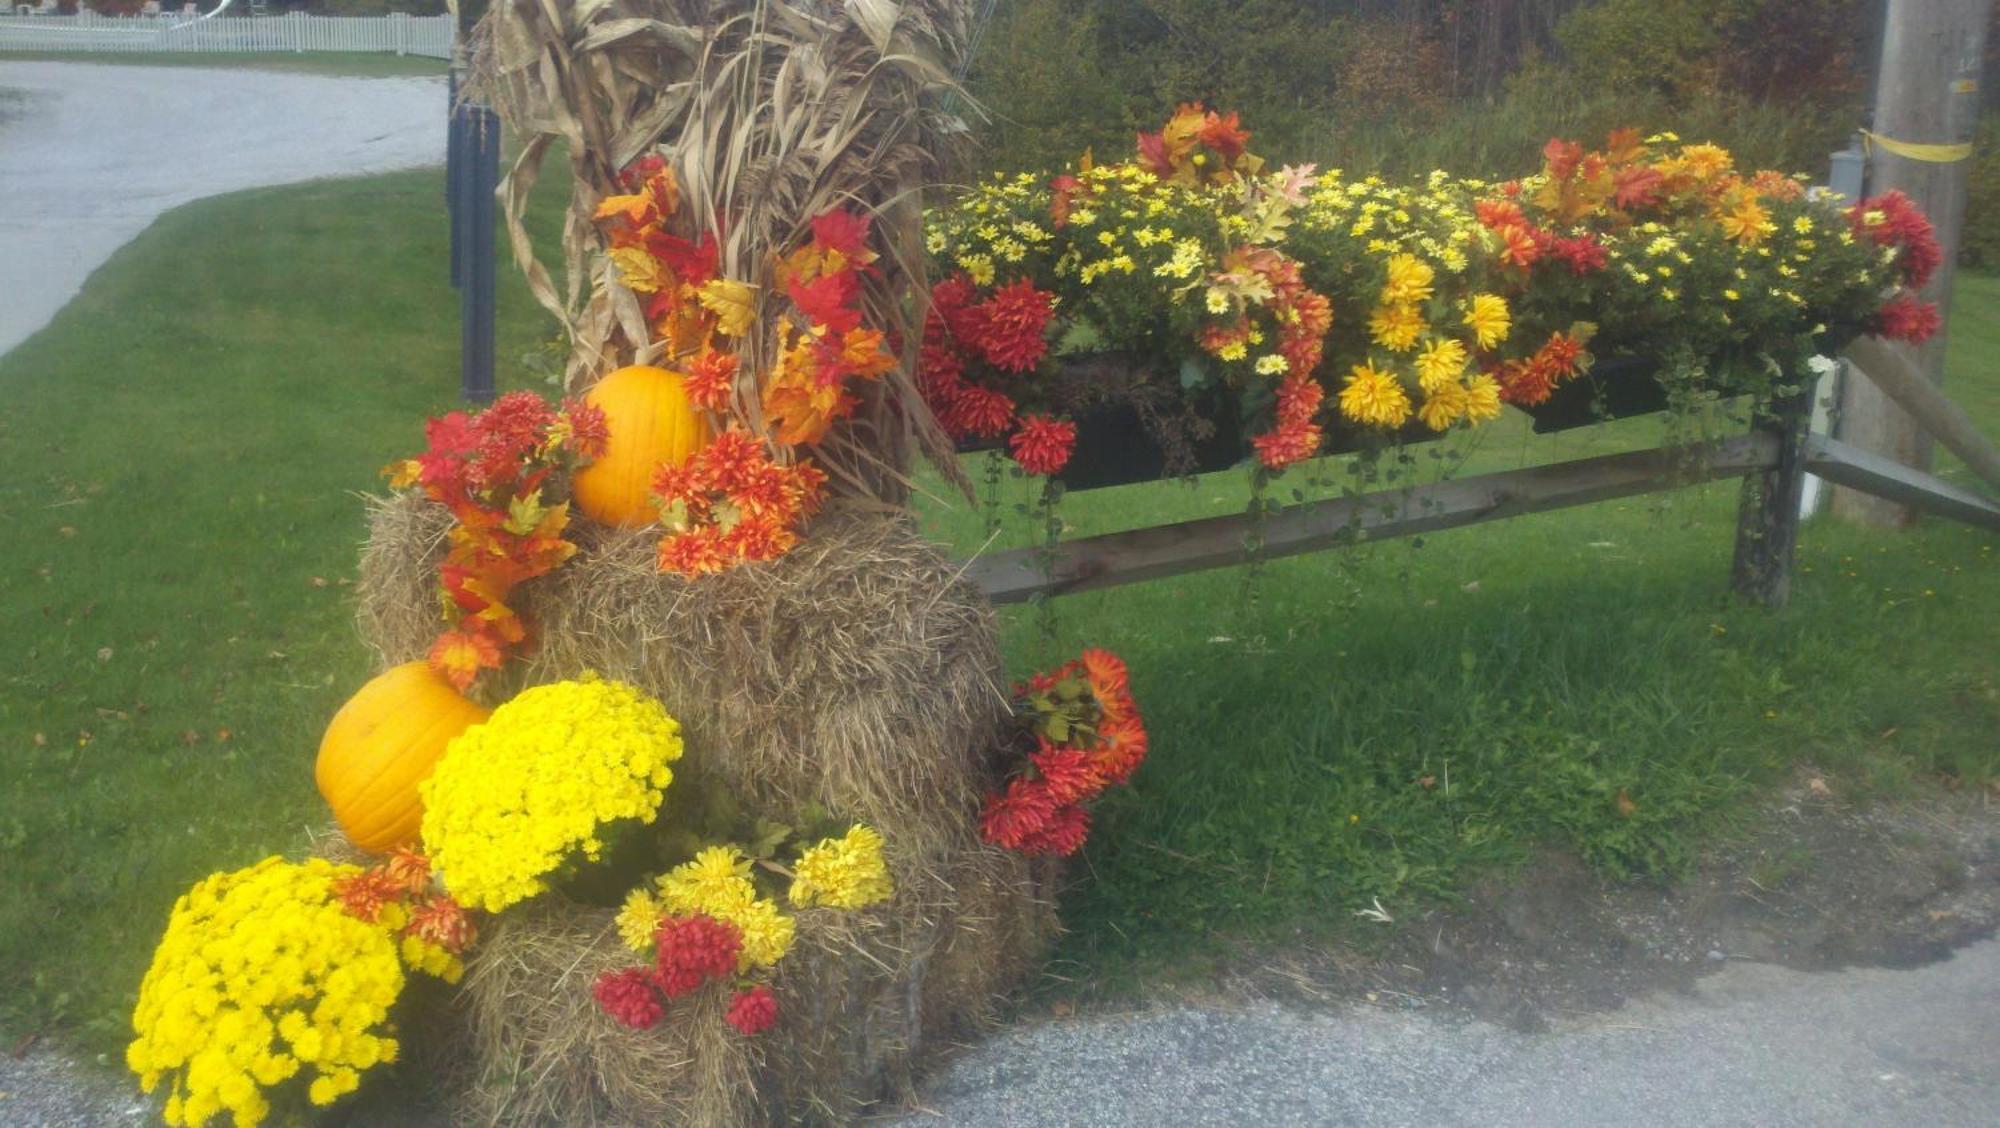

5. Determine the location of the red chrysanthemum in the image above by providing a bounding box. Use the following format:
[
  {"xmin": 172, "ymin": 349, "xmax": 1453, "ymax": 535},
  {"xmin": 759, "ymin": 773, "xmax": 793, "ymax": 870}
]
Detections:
[
  {"xmin": 1475, "ymin": 199, "xmax": 1528, "ymax": 231},
  {"xmin": 684, "ymin": 349, "xmax": 740, "ymax": 412},
  {"xmin": 1495, "ymin": 358, "xmax": 1557, "ymax": 406},
  {"xmin": 1552, "ymin": 235, "xmax": 1607, "ymax": 275},
  {"xmin": 1877, "ymin": 294, "xmax": 1941, "ymax": 344},
  {"xmin": 947, "ymin": 384, "xmax": 1018, "ymax": 441},
  {"xmin": 404, "ymin": 894, "xmax": 477, "ymax": 954},
  {"xmin": 1080, "ymin": 648, "xmax": 1132, "ymax": 716},
  {"xmin": 1008, "ymin": 414, "xmax": 1076, "ymax": 476},
  {"xmin": 725, "ymin": 985, "xmax": 780, "ymax": 1036},
  {"xmin": 653, "ymin": 915, "xmax": 743, "ymax": 998},
  {"xmin": 381, "ymin": 849, "xmax": 432, "ymax": 897},
  {"xmin": 594, "ymin": 968, "xmax": 665, "ymax": 1029},
  {"xmin": 979, "ymin": 776, "xmax": 1061, "ymax": 851},
  {"xmin": 1016, "ymin": 801, "xmax": 1091, "ymax": 856},
  {"xmin": 1030, "ymin": 743, "xmax": 1103, "ymax": 805},
  {"xmin": 973, "ymin": 279, "xmax": 1056, "ymax": 373},
  {"xmin": 1851, "ymin": 191, "xmax": 1942, "ymax": 289},
  {"xmin": 1253, "ymin": 421, "xmax": 1322, "ymax": 470},
  {"xmin": 1538, "ymin": 332, "xmax": 1584, "ymax": 378},
  {"xmin": 1089, "ymin": 718, "xmax": 1149, "ymax": 788},
  {"xmin": 333, "ymin": 869, "xmax": 400, "ymax": 924}
]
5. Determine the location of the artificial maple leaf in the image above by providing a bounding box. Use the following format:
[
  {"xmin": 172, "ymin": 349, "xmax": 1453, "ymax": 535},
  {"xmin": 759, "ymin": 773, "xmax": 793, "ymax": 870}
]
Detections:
[
  {"xmin": 429, "ymin": 629, "xmax": 502, "ymax": 690},
  {"xmin": 788, "ymin": 271, "xmax": 863, "ymax": 333},
  {"xmin": 594, "ymin": 192, "xmax": 655, "ymax": 226},
  {"xmin": 608, "ymin": 246, "xmax": 667, "ymax": 294},
  {"xmin": 810, "ymin": 209, "xmax": 875, "ymax": 261},
  {"xmin": 1612, "ymin": 165, "xmax": 1665, "ymax": 211},
  {"xmin": 697, "ymin": 279, "xmax": 758, "ymax": 337},
  {"xmin": 1196, "ymin": 109, "xmax": 1250, "ymax": 162}
]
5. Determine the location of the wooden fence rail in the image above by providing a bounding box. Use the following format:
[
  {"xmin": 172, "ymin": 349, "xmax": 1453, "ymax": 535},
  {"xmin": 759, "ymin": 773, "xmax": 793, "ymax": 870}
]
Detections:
[{"xmin": 0, "ymin": 12, "xmax": 453, "ymax": 58}]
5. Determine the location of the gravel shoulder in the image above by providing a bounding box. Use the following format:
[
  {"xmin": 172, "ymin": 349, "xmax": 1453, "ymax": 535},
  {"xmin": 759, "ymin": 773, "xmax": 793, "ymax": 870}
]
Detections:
[{"xmin": 0, "ymin": 60, "xmax": 444, "ymax": 358}]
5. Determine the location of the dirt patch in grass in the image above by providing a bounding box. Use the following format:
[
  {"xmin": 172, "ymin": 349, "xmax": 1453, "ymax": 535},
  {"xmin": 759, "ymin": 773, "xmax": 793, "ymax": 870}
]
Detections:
[{"xmin": 1230, "ymin": 773, "xmax": 2000, "ymax": 1031}]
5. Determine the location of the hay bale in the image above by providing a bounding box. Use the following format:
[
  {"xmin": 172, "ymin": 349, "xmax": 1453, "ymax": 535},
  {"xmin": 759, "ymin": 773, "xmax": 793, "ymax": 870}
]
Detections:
[{"xmin": 355, "ymin": 493, "xmax": 1058, "ymax": 1125}]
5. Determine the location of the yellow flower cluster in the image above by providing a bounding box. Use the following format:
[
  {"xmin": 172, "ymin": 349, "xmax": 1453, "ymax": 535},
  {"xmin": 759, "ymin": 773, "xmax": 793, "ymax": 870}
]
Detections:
[
  {"xmin": 420, "ymin": 675, "xmax": 684, "ymax": 913},
  {"xmin": 126, "ymin": 857, "xmax": 408, "ymax": 1127},
  {"xmin": 655, "ymin": 846, "xmax": 796, "ymax": 970},
  {"xmin": 789, "ymin": 825, "xmax": 894, "ymax": 910}
]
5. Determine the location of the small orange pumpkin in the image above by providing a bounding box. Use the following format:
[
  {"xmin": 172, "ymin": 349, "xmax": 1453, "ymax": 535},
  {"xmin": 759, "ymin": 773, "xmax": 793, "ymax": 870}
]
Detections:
[
  {"xmin": 571, "ymin": 364, "xmax": 710, "ymax": 527},
  {"xmin": 316, "ymin": 661, "xmax": 491, "ymax": 854}
]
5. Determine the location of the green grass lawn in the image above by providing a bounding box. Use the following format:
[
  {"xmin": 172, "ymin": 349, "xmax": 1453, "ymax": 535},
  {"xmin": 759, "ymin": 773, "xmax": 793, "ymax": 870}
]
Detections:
[
  {"xmin": 1, "ymin": 165, "xmax": 1995, "ymax": 1061},
  {"xmin": 0, "ymin": 50, "xmax": 446, "ymax": 77}
]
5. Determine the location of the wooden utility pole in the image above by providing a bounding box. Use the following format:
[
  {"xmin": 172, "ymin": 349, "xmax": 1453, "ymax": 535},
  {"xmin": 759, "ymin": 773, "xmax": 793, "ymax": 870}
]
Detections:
[{"xmin": 1832, "ymin": 0, "xmax": 1991, "ymax": 526}]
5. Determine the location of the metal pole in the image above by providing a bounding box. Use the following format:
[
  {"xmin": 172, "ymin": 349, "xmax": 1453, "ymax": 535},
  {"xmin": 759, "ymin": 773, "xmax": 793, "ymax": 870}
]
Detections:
[{"xmin": 458, "ymin": 100, "xmax": 499, "ymax": 404}]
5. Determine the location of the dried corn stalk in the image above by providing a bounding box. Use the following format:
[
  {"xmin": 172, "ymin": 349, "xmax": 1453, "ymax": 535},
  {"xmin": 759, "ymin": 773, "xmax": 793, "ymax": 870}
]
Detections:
[{"xmin": 467, "ymin": 0, "xmax": 975, "ymax": 502}]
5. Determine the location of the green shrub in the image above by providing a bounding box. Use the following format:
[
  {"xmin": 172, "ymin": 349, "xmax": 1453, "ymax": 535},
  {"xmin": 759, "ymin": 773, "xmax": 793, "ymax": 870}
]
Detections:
[{"xmin": 1960, "ymin": 119, "xmax": 2000, "ymax": 269}]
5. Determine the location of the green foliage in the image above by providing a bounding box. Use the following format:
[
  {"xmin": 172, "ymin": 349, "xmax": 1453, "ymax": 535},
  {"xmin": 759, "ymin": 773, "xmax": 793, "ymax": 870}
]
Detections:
[
  {"xmin": 1961, "ymin": 119, "xmax": 2000, "ymax": 269},
  {"xmin": 1552, "ymin": 0, "xmax": 1726, "ymax": 102}
]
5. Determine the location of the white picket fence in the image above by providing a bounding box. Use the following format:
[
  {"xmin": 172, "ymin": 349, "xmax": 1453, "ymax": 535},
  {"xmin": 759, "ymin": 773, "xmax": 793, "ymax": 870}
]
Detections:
[{"xmin": 0, "ymin": 11, "xmax": 453, "ymax": 58}]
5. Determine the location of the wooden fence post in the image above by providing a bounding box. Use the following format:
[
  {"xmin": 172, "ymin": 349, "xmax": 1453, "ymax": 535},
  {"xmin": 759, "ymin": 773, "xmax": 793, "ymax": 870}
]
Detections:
[{"xmin": 1732, "ymin": 383, "xmax": 1814, "ymax": 606}]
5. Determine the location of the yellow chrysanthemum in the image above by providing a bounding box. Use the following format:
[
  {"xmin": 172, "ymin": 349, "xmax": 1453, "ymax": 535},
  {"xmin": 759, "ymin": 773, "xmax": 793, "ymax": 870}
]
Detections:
[
  {"xmin": 1464, "ymin": 373, "xmax": 1504, "ymax": 423},
  {"xmin": 421, "ymin": 675, "xmax": 684, "ymax": 913},
  {"xmin": 1720, "ymin": 195, "xmax": 1774, "ymax": 247},
  {"xmin": 1367, "ymin": 303, "xmax": 1426, "ymax": 352},
  {"xmin": 1462, "ymin": 293, "xmax": 1511, "ymax": 350},
  {"xmin": 616, "ymin": 888, "xmax": 665, "ymax": 952},
  {"xmin": 1379, "ymin": 252, "xmax": 1435, "ymax": 306},
  {"xmin": 1417, "ymin": 381, "xmax": 1469, "ymax": 431},
  {"xmin": 126, "ymin": 857, "xmax": 439, "ymax": 1128},
  {"xmin": 790, "ymin": 825, "xmax": 895, "ymax": 910},
  {"xmin": 1338, "ymin": 362, "xmax": 1413, "ymax": 428},
  {"xmin": 1414, "ymin": 338, "xmax": 1468, "ymax": 392}
]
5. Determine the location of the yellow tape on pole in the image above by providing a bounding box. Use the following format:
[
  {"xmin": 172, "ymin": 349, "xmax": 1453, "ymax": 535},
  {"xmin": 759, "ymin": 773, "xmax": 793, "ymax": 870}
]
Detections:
[{"xmin": 1860, "ymin": 129, "xmax": 1974, "ymax": 163}]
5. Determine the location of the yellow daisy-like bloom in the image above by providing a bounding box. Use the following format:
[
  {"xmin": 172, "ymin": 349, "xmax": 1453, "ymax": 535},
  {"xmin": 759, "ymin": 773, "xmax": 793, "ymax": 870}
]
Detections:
[
  {"xmin": 1413, "ymin": 338, "xmax": 1468, "ymax": 392},
  {"xmin": 616, "ymin": 888, "xmax": 665, "ymax": 952},
  {"xmin": 656, "ymin": 847, "xmax": 796, "ymax": 971},
  {"xmin": 1720, "ymin": 195, "xmax": 1774, "ymax": 247},
  {"xmin": 1417, "ymin": 380, "xmax": 1469, "ymax": 431},
  {"xmin": 1464, "ymin": 373, "xmax": 1504, "ymax": 423},
  {"xmin": 1367, "ymin": 303, "xmax": 1426, "ymax": 352},
  {"xmin": 790, "ymin": 825, "xmax": 895, "ymax": 910},
  {"xmin": 1462, "ymin": 293, "xmax": 1511, "ymax": 350},
  {"xmin": 126, "ymin": 857, "xmax": 440, "ymax": 1128},
  {"xmin": 421, "ymin": 675, "xmax": 683, "ymax": 913},
  {"xmin": 1379, "ymin": 252, "xmax": 1435, "ymax": 306},
  {"xmin": 1338, "ymin": 362, "xmax": 1413, "ymax": 428}
]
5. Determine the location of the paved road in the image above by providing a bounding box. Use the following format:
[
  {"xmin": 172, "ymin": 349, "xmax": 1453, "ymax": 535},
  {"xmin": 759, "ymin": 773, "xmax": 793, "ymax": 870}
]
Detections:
[
  {"xmin": 890, "ymin": 938, "xmax": 2000, "ymax": 1126},
  {"xmin": 0, "ymin": 61, "xmax": 444, "ymax": 357}
]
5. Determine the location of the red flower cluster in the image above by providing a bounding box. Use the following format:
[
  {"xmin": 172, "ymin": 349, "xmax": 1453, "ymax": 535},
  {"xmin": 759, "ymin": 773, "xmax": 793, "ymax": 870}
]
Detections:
[
  {"xmin": 653, "ymin": 914, "xmax": 743, "ymax": 997},
  {"xmin": 334, "ymin": 849, "xmax": 479, "ymax": 955},
  {"xmin": 725, "ymin": 985, "xmax": 779, "ymax": 1036},
  {"xmin": 594, "ymin": 967, "xmax": 666, "ymax": 1030},
  {"xmin": 592, "ymin": 915, "xmax": 771, "ymax": 1034},
  {"xmin": 652, "ymin": 426, "xmax": 828, "ymax": 576},
  {"xmin": 1493, "ymin": 330, "xmax": 1590, "ymax": 406},
  {"xmin": 919, "ymin": 274, "xmax": 1055, "ymax": 438},
  {"xmin": 384, "ymin": 392, "xmax": 607, "ymax": 689},
  {"xmin": 1253, "ymin": 375, "xmax": 1326, "ymax": 470},
  {"xmin": 1008, "ymin": 414, "xmax": 1077, "ymax": 476},
  {"xmin": 979, "ymin": 649, "xmax": 1147, "ymax": 857},
  {"xmin": 1849, "ymin": 190, "xmax": 1942, "ymax": 290},
  {"xmin": 1876, "ymin": 294, "xmax": 1942, "ymax": 345}
]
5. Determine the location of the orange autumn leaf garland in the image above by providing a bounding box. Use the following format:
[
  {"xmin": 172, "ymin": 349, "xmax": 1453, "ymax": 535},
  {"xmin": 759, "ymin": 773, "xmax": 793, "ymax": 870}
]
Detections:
[
  {"xmin": 384, "ymin": 392, "xmax": 608, "ymax": 688},
  {"xmin": 594, "ymin": 156, "xmax": 899, "ymax": 577}
]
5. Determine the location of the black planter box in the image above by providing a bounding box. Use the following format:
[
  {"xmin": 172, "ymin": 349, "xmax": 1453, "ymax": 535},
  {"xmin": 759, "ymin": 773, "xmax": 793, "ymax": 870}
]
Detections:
[{"xmin": 1518, "ymin": 356, "xmax": 1671, "ymax": 434}]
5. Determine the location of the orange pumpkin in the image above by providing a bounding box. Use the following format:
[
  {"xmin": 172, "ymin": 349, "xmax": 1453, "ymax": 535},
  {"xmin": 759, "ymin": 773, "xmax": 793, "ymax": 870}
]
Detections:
[
  {"xmin": 571, "ymin": 364, "xmax": 710, "ymax": 527},
  {"xmin": 316, "ymin": 661, "xmax": 491, "ymax": 853}
]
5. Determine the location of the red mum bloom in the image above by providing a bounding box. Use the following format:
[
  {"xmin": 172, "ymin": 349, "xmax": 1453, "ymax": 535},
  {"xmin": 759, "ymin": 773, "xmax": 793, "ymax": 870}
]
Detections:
[
  {"xmin": 948, "ymin": 385, "xmax": 1017, "ymax": 441},
  {"xmin": 973, "ymin": 280, "xmax": 1056, "ymax": 373},
  {"xmin": 558, "ymin": 399, "xmax": 611, "ymax": 462},
  {"xmin": 1474, "ymin": 199, "xmax": 1527, "ymax": 231},
  {"xmin": 333, "ymin": 868, "xmax": 400, "ymax": 924},
  {"xmin": 382, "ymin": 849, "xmax": 432, "ymax": 897},
  {"xmin": 1252, "ymin": 421, "xmax": 1323, "ymax": 470},
  {"xmin": 1495, "ymin": 224, "xmax": 1542, "ymax": 268},
  {"xmin": 1008, "ymin": 414, "xmax": 1076, "ymax": 476},
  {"xmin": 1496, "ymin": 358, "xmax": 1558, "ymax": 406},
  {"xmin": 979, "ymin": 776, "xmax": 1060, "ymax": 851},
  {"xmin": 1080, "ymin": 648, "xmax": 1133, "ymax": 716},
  {"xmin": 594, "ymin": 968, "xmax": 665, "ymax": 1029},
  {"xmin": 654, "ymin": 914, "xmax": 743, "ymax": 998},
  {"xmin": 1031, "ymin": 743, "xmax": 1104, "ymax": 805},
  {"xmin": 1877, "ymin": 295, "xmax": 1941, "ymax": 344},
  {"xmin": 1538, "ymin": 332, "xmax": 1584, "ymax": 378},
  {"xmin": 405, "ymin": 894, "xmax": 478, "ymax": 954},
  {"xmin": 725, "ymin": 985, "xmax": 779, "ymax": 1036},
  {"xmin": 1552, "ymin": 235, "xmax": 1607, "ymax": 275},
  {"xmin": 1275, "ymin": 375, "xmax": 1324, "ymax": 427},
  {"xmin": 1090, "ymin": 718, "xmax": 1149, "ymax": 787},
  {"xmin": 684, "ymin": 350, "xmax": 740, "ymax": 412},
  {"xmin": 658, "ymin": 528, "xmax": 730, "ymax": 576},
  {"xmin": 1017, "ymin": 802, "xmax": 1091, "ymax": 856}
]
